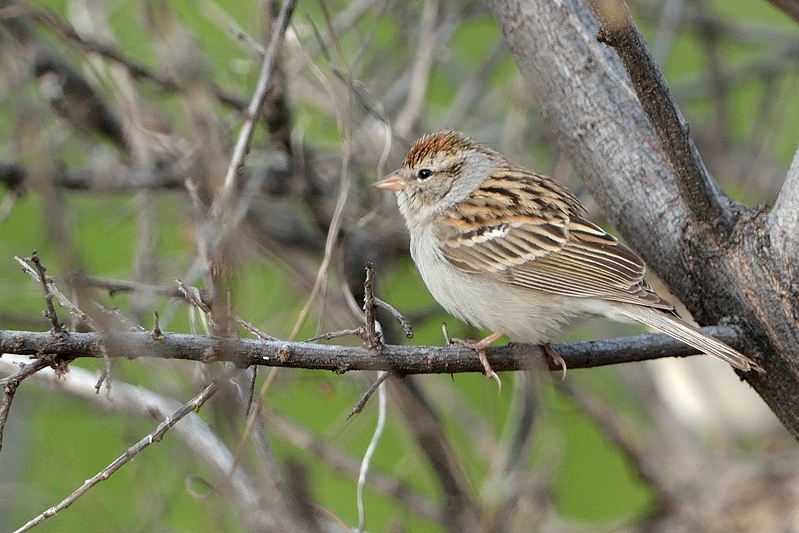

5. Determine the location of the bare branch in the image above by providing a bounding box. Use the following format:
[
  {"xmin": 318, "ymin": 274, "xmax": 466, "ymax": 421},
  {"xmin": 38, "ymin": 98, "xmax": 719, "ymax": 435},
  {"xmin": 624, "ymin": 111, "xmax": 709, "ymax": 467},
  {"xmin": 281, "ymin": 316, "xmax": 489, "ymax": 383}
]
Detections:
[
  {"xmin": 23, "ymin": 252, "xmax": 67, "ymax": 338},
  {"xmin": 67, "ymin": 270, "xmax": 188, "ymax": 299},
  {"xmin": 390, "ymin": 378, "xmax": 484, "ymax": 532},
  {"xmin": 373, "ymin": 297, "xmax": 413, "ymax": 339},
  {"xmin": 587, "ymin": 0, "xmax": 736, "ymax": 237},
  {"xmin": 25, "ymin": 4, "xmax": 250, "ymax": 114},
  {"xmin": 348, "ymin": 371, "xmax": 393, "ymax": 419},
  {"xmin": 15, "ymin": 256, "xmax": 98, "ymax": 331},
  {"xmin": 392, "ymin": 0, "xmax": 440, "ymax": 137},
  {"xmin": 11, "ymin": 369, "xmax": 230, "ymax": 533},
  {"xmin": 0, "ymin": 161, "xmax": 187, "ymax": 192},
  {"xmin": 0, "ymin": 357, "xmax": 302, "ymax": 532},
  {"xmin": 0, "ymin": 325, "xmax": 748, "ymax": 376},
  {"xmin": 265, "ymin": 407, "xmax": 443, "ymax": 522},
  {"xmin": 211, "ymin": 0, "xmax": 298, "ymax": 218},
  {"xmin": 362, "ymin": 262, "xmax": 381, "ymax": 350},
  {"xmin": 0, "ymin": 357, "xmax": 55, "ymax": 452}
]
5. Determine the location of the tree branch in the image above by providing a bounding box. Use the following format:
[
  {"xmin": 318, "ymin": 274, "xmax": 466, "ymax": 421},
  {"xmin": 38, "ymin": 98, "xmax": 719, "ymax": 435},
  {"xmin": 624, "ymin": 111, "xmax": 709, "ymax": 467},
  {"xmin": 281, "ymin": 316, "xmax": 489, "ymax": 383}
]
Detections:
[
  {"xmin": 587, "ymin": 0, "xmax": 736, "ymax": 238},
  {"xmin": 486, "ymin": 0, "xmax": 696, "ymax": 293},
  {"xmin": 11, "ymin": 372, "xmax": 227, "ymax": 533},
  {"xmin": 769, "ymin": 141, "xmax": 799, "ymax": 264},
  {"xmin": 25, "ymin": 5, "xmax": 250, "ymax": 115},
  {"xmin": 0, "ymin": 326, "xmax": 746, "ymax": 377},
  {"xmin": 211, "ymin": 0, "xmax": 298, "ymax": 218},
  {"xmin": 0, "ymin": 357, "xmax": 319, "ymax": 533},
  {"xmin": 488, "ymin": 0, "xmax": 799, "ymax": 439}
]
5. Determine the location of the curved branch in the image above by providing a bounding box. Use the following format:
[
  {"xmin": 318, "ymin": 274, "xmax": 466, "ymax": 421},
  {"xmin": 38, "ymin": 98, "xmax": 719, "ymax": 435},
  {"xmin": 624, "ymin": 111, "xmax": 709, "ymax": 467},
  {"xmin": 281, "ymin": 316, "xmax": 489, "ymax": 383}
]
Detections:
[{"xmin": 0, "ymin": 326, "xmax": 746, "ymax": 378}]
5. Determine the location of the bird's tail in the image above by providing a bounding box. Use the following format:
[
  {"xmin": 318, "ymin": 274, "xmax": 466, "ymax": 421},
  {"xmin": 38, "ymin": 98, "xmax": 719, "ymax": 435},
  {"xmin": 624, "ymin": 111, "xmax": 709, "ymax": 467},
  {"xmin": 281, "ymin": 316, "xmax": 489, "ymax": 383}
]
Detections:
[{"xmin": 616, "ymin": 304, "xmax": 765, "ymax": 373}]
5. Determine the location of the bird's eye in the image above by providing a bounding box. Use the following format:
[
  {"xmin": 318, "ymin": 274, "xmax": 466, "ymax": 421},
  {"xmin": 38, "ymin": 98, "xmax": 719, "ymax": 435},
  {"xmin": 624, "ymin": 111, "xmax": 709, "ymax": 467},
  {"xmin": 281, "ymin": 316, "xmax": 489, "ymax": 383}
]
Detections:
[{"xmin": 417, "ymin": 168, "xmax": 432, "ymax": 180}]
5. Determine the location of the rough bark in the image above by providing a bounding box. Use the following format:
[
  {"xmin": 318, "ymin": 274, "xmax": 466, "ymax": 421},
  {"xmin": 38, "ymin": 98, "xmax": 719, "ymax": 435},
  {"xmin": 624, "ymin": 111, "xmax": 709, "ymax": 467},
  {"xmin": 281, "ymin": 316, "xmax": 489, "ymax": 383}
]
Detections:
[
  {"xmin": 0, "ymin": 326, "xmax": 747, "ymax": 377},
  {"xmin": 488, "ymin": 0, "xmax": 799, "ymax": 438}
]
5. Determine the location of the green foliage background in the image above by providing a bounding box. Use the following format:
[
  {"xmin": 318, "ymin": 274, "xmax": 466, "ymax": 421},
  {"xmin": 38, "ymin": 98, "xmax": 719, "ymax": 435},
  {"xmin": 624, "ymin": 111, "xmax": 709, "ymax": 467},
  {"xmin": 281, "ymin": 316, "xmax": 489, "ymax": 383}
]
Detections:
[{"xmin": 0, "ymin": 0, "xmax": 796, "ymax": 531}]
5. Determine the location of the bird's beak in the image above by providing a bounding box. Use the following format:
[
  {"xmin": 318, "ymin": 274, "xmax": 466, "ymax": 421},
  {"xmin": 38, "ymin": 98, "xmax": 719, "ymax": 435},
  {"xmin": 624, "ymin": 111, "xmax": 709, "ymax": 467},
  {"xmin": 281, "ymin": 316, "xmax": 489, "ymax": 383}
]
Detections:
[{"xmin": 373, "ymin": 170, "xmax": 407, "ymax": 192}]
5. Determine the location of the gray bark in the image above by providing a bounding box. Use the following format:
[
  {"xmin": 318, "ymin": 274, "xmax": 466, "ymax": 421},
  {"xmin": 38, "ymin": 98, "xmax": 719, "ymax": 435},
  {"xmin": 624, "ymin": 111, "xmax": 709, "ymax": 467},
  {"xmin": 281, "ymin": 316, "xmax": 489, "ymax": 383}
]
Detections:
[{"xmin": 488, "ymin": 0, "xmax": 799, "ymax": 438}]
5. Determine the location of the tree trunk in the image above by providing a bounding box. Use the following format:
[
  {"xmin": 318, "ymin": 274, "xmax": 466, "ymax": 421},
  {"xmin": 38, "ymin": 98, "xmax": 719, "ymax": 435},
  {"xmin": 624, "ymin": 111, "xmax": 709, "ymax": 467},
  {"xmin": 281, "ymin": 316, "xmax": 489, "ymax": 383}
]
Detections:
[{"xmin": 488, "ymin": 0, "xmax": 799, "ymax": 438}]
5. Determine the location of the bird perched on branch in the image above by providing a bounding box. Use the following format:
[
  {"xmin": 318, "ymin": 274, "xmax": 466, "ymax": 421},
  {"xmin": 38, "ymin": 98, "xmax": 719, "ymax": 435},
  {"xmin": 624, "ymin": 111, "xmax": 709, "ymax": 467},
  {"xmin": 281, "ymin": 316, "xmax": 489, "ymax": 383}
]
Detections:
[{"xmin": 375, "ymin": 130, "xmax": 764, "ymax": 388}]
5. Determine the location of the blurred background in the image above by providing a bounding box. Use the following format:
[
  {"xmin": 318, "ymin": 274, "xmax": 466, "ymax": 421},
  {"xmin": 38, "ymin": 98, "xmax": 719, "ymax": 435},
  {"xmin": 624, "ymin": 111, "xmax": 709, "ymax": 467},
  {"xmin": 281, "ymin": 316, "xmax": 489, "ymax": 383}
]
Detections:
[{"xmin": 1, "ymin": 0, "xmax": 798, "ymax": 531}]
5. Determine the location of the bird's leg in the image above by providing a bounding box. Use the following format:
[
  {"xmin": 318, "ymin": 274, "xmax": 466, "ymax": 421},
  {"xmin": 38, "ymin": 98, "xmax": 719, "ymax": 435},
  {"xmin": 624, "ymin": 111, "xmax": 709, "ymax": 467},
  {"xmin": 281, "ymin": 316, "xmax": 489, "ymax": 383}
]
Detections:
[
  {"xmin": 544, "ymin": 342, "xmax": 567, "ymax": 380},
  {"xmin": 446, "ymin": 328, "xmax": 504, "ymax": 392}
]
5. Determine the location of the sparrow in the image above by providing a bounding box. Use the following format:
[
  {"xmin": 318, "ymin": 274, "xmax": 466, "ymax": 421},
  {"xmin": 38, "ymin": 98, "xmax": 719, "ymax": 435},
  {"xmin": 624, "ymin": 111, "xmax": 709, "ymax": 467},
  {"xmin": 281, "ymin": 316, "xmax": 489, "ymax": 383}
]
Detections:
[{"xmin": 375, "ymin": 130, "xmax": 764, "ymax": 386}]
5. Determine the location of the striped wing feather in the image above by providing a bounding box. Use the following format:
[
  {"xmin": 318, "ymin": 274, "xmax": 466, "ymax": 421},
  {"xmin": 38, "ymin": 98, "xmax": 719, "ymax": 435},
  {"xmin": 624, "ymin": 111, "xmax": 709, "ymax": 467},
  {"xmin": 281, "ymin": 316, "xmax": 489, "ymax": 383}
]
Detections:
[{"xmin": 435, "ymin": 169, "xmax": 673, "ymax": 310}]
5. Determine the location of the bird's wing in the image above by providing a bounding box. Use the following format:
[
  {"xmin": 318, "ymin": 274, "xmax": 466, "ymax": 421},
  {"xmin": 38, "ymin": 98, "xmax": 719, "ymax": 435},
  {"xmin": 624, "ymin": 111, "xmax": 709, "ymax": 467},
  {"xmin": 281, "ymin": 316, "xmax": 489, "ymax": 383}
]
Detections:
[{"xmin": 434, "ymin": 169, "xmax": 673, "ymax": 310}]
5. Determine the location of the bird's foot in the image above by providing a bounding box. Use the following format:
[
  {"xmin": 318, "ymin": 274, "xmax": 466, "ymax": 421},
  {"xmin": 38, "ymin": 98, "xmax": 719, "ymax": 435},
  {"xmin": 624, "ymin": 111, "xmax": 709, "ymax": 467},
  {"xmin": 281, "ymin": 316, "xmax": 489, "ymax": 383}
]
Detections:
[
  {"xmin": 544, "ymin": 342, "xmax": 567, "ymax": 380},
  {"xmin": 445, "ymin": 327, "xmax": 504, "ymax": 393}
]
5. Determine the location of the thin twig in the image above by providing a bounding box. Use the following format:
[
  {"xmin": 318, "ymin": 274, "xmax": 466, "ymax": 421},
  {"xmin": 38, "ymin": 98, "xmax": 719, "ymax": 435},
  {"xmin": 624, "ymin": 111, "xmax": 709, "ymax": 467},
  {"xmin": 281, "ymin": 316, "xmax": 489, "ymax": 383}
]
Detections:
[
  {"xmin": 0, "ymin": 359, "xmax": 51, "ymax": 389},
  {"xmin": 27, "ymin": 252, "xmax": 67, "ymax": 338},
  {"xmin": 264, "ymin": 408, "xmax": 442, "ymax": 522},
  {"xmin": 94, "ymin": 343, "xmax": 112, "ymax": 396},
  {"xmin": 0, "ymin": 379, "xmax": 17, "ymax": 452},
  {"xmin": 91, "ymin": 301, "xmax": 145, "ymax": 332},
  {"xmin": 0, "ymin": 357, "xmax": 52, "ymax": 451},
  {"xmin": 68, "ymin": 271, "xmax": 188, "ymax": 299},
  {"xmin": 392, "ymin": 0, "xmax": 440, "ymax": 137},
  {"xmin": 152, "ymin": 311, "xmax": 164, "ymax": 340},
  {"xmin": 362, "ymin": 263, "xmax": 381, "ymax": 351},
  {"xmin": 27, "ymin": 4, "xmax": 250, "ymax": 113},
  {"xmin": 357, "ymin": 376, "xmax": 386, "ymax": 533},
  {"xmin": 210, "ymin": 0, "xmax": 298, "ymax": 219},
  {"xmin": 15, "ymin": 256, "xmax": 98, "ymax": 331},
  {"xmin": 12, "ymin": 368, "xmax": 235, "ymax": 533},
  {"xmin": 176, "ymin": 279, "xmax": 218, "ymax": 330},
  {"xmin": 348, "ymin": 371, "xmax": 393, "ymax": 419},
  {"xmin": 304, "ymin": 328, "xmax": 363, "ymax": 343},
  {"xmin": 234, "ymin": 316, "xmax": 279, "ymax": 341},
  {"xmin": 0, "ymin": 356, "xmax": 283, "ymax": 530},
  {"xmin": 373, "ymin": 297, "xmax": 413, "ymax": 339},
  {"xmin": 288, "ymin": 6, "xmax": 354, "ymax": 341}
]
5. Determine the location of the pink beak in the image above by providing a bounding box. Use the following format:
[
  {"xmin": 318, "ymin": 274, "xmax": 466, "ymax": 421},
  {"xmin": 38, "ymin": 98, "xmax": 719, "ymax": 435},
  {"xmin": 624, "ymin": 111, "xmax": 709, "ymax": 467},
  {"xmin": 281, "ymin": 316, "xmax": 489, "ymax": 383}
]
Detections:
[{"xmin": 373, "ymin": 171, "xmax": 407, "ymax": 192}]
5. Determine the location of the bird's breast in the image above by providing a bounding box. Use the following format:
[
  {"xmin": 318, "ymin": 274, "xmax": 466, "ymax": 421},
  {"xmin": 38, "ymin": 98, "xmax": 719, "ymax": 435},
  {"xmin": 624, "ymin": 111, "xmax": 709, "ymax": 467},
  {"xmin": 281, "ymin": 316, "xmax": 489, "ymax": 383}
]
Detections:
[{"xmin": 408, "ymin": 227, "xmax": 583, "ymax": 344}]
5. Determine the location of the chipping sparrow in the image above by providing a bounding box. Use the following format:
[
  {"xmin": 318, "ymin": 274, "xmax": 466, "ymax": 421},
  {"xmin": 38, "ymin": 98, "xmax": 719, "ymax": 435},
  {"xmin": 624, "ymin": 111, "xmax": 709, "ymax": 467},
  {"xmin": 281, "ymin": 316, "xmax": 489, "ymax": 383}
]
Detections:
[{"xmin": 375, "ymin": 130, "xmax": 764, "ymax": 384}]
